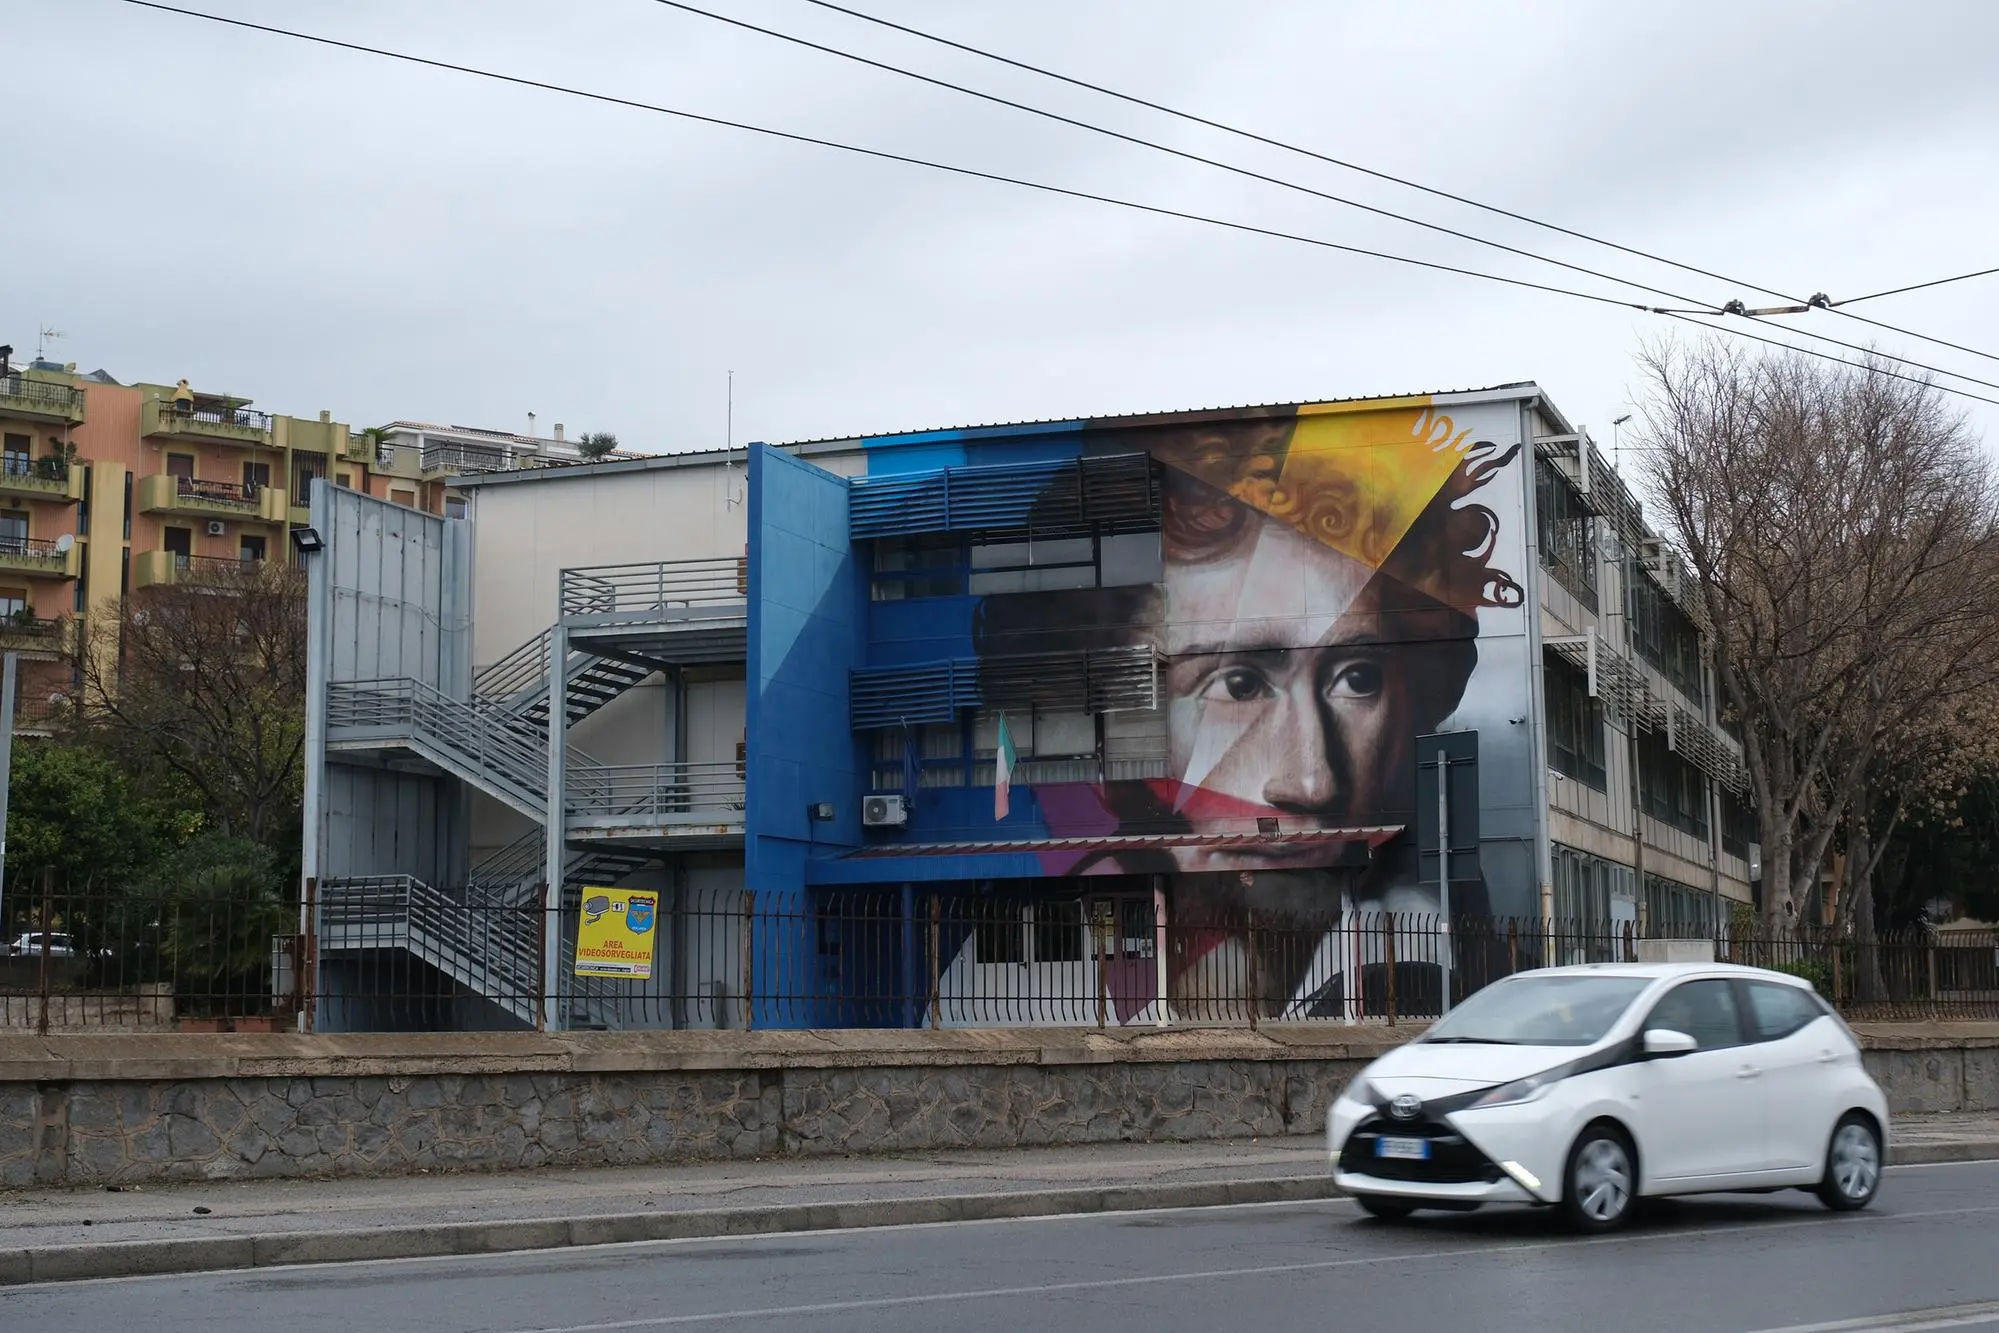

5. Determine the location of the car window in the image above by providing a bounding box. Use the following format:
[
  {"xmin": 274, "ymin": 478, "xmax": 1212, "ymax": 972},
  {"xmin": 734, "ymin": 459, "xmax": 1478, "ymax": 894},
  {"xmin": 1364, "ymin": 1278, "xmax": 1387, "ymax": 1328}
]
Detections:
[
  {"xmin": 1744, "ymin": 981, "xmax": 1825, "ymax": 1041},
  {"xmin": 1645, "ymin": 979, "xmax": 1745, "ymax": 1050}
]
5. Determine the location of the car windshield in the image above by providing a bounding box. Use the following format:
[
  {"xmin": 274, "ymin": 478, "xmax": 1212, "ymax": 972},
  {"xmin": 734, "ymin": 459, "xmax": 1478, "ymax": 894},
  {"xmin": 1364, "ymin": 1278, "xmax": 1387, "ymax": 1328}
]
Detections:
[{"xmin": 1422, "ymin": 974, "xmax": 1653, "ymax": 1047}]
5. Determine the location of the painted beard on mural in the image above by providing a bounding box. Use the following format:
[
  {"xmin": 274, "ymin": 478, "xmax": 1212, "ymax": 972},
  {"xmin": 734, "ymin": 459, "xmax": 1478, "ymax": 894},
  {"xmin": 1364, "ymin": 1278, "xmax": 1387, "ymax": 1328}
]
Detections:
[{"xmin": 974, "ymin": 404, "xmax": 1526, "ymax": 1018}]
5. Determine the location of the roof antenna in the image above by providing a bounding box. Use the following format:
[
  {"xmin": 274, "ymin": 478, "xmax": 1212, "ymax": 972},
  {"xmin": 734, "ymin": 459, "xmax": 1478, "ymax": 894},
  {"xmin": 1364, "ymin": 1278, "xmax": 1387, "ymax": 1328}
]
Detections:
[
  {"xmin": 37, "ymin": 326, "xmax": 62, "ymax": 359},
  {"xmin": 724, "ymin": 370, "xmax": 745, "ymax": 507}
]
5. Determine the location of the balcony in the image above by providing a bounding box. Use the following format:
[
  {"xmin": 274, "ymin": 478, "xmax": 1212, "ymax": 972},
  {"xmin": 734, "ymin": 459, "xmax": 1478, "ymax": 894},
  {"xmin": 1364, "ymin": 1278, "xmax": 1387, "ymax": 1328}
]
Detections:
[
  {"xmin": 137, "ymin": 472, "xmax": 287, "ymax": 522},
  {"xmin": 141, "ymin": 397, "xmax": 272, "ymax": 448},
  {"xmin": 0, "ymin": 375, "xmax": 86, "ymax": 426},
  {"xmin": 0, "ymin": 456, "xmax": 84, "ymax": 504},
  {"xmin": 132, "ymin": 550, "xmax": 271, "ymax": 592},
  {"xmin": 0, "ymin": 536, "xmax": 79, "ymax": 581},
  {"xmin": 0, "ymin": 615, "xmax": 79, "ymax": 658}
]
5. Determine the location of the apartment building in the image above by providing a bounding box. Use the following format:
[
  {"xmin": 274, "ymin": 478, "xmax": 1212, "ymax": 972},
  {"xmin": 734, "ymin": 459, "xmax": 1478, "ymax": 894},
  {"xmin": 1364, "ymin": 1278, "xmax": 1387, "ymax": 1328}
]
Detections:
[{"xmin": 302, "ymin": 381, "xmax": 1753, "ymax": 1033}]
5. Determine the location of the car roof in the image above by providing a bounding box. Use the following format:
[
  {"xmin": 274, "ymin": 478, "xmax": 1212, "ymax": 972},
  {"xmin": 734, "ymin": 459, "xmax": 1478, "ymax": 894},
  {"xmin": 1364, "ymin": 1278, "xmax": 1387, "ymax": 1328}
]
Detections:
[{"xmin": 1504, "ymin": 961, "xmax": 1812, "ymax": 986}]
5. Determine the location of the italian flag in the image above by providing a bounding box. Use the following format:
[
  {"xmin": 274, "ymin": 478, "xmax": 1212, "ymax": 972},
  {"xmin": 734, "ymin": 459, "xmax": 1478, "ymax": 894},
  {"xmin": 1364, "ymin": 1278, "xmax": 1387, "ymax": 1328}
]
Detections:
[{"xmin": 994, "ymin": 714, "xmax": 1018, "ymax": 820}]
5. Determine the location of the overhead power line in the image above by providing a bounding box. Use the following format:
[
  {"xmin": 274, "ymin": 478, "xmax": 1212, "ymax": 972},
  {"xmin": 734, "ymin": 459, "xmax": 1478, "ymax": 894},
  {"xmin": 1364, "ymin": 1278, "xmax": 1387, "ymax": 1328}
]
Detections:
[
  {"xmin": 110, "ymin": 0, "xmax": 1999, "ymax": 413},
  {"xmin": 1834, "ymin": 266, "xmax": 1999, "ymax": 308},
  {"xmin": 796, "ymin": 0, "xmax": 1999, "ymax": 370}
]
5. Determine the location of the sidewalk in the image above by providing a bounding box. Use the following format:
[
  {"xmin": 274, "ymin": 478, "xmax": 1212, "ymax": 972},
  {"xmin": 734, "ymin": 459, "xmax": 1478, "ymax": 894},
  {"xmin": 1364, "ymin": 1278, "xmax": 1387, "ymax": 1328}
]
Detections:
[{"xmin": 3, "ymin": 1114, "xmax": 1995, "ymax": 1286}]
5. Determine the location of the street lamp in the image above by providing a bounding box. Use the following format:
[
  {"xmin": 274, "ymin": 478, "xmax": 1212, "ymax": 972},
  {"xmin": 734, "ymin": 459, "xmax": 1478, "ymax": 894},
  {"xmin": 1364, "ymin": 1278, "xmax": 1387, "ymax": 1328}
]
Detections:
[{"xmin": 1612, "ymin": 414, "xmax": 1633, "ymax": 474}]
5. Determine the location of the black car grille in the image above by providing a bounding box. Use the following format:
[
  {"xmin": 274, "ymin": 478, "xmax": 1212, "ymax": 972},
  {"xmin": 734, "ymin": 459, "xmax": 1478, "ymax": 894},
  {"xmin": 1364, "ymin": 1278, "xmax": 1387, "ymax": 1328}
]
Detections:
[{"xmin": 1340, "ymin": 1116, "xmax": 1504, "ymax": 1185}]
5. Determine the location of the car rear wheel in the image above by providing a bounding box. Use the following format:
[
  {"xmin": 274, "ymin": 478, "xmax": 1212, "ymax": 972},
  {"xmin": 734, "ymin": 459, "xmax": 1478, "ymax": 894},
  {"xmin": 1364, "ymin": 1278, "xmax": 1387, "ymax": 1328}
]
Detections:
[
  {"xmin": 1816, "ymin": 1113, "xmax": 1882, "ymax": 1211},
  {"xmin": 1562, "ymin": 1126, "xmax": 1636, "ymax": 1233},
  {"xmin": 1351, "ymin": 1194, "xmax": 1418, "ymax": 1221}
]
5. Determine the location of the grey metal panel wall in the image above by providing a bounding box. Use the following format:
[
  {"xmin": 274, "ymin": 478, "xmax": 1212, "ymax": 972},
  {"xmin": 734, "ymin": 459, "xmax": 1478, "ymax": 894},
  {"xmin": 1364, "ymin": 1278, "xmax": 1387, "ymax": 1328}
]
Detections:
[
  {"xmin": 309, "ymin": 484, "xmax": 476, "ymax": 888},
  {"xmin": 322, "ymin": 485, "xmax": 471, "ymax": 690}
]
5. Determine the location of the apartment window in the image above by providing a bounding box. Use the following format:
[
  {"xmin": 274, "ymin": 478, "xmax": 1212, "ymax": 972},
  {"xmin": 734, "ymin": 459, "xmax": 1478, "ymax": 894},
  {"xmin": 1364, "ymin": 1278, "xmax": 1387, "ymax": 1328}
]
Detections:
[
  {"xmin": 0, "ymin": 589, "xmax": 27, "ymax": 620},
  {"xmin": 239, "ymin": 535, "xmax": 267, "ymax": 563},
  {"xmin": 166, "ymin": 453, "xmax": 196, "ymax": 480},
  {"xmin": 120, "ymin": 546, "xmax": 129, "ymax": 597},
  {"xmin": 122, "ymin": 472, "xmax": 133, "ymax": 540},
  {"xmin": 870, "ymin": 530, "xmax": 1164, "ymax": 601},
  {"xmin": 1551, "ymin": 845, "xmax": 1635, "ymax": 931},
  {"xmin": 291, "ymin": 454, "xmax": 327, "ymax": 498},
  {"xmin": 869, "ymin": 720, "xmax": 968, "ymax": 790},
  {"xmin": 0, "ymin": 513, "xmax": 26, "ymax": 554},
  {"xmin": 1721, "ymin": 792, "xmax": 1756, "ymax": 860},
  {"xmin": 242, "ymin": 461, "xmax": 271, "ymax": 492},
  {"xmin": 1536, "ymin": 457, "xmax": 1597, "ymax": 611},
  {"xmin": 1, "ymin": 434, "xmax": 29, "ymax": 476},
  {"xmin": 1637, "ymin": 728, "xmax": 1710, "ymax": 841},
  {"xmin": 391, "ymin": 488, "xmax": 416, "ymax": 509},
  {"xmin": 335, "ymin": 473, "xmax": 353, "ymax": 489},
  {"xmin": 163, "ymin": 527, "xmax": 192, "ymax": 564},
  {"xmin": 73, "ymin": 564, "xmax": 86, "ymax": 613},
  {"xmin": 77, "ymin": 464, "xmax": 91, "ymax": 537},
  {"xmin": 1631, "ymin": 574, "xmax": 1703, "ymax": 703},
  {"xmin": 871, "ymin": 534, "xmax": 963, "ymax": 600},
  {"xmin": 1544, "ymin": 653, "xmax": 1607, "ymax": 791},
  {"xmin": 444, "ymin": 495, "xmax": 468, "ymax": 520},
  {"xmin": 1645, "ymin": 873, "xmax": 1715, "ymax": 936}
]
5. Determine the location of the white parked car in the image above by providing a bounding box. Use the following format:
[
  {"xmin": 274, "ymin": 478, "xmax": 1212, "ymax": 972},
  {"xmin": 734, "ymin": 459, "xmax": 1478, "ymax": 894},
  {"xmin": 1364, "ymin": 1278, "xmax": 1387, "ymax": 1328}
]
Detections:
[
  {"xmin": 10, "ymin": 931, "xmax": 79, "ymax": 957},
  {"xmin": 1328, "ymin": 962, "xmax": 1888, "ymax": 1232}
]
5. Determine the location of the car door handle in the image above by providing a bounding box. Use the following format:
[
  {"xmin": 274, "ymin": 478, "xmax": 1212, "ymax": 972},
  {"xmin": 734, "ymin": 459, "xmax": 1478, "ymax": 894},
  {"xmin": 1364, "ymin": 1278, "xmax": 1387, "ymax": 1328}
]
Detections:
[
  {"xmin": 1818, "ymin": 1051, "xmax": 1840, "ymax": 1065},
  {"xmin": 1735, "ymin": 1066, "xmax": 1761, "ymax": 1080}
]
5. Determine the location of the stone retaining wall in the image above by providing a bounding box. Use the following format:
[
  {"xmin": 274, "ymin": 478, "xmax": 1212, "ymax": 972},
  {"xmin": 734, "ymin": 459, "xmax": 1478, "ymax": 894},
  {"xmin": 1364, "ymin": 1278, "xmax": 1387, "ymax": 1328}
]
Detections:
[{"xmin": 1, "ymin": 1023, "xmax": 1993, "ymax": 1190}]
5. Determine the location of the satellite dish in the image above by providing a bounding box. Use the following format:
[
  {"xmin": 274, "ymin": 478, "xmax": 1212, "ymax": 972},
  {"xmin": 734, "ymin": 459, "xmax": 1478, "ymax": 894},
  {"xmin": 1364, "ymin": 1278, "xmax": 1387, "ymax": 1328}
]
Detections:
[{"xmin": 53, "ymin": 534, "xmax": 73, "ymax": 553}]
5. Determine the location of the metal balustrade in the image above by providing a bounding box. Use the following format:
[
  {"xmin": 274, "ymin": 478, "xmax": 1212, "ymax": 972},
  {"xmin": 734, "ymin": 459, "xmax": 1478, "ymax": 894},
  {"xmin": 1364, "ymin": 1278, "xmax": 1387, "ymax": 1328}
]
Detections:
[
  {"xmin": 326, "ymin": 678, "xmax": 550, "ymax": 816},
  {"xmin": 567, "ymin": 761, "xmax": 747, "ymax": 821},
  {"xmin": 558, "ymin": 558, "xmax": 747, "ymax": 619}
]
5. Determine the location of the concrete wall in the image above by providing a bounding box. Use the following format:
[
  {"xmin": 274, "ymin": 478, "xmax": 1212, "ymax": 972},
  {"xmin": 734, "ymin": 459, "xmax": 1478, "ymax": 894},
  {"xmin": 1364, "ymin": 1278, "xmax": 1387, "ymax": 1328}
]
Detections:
[
  {"xmin": 458, "ymin": 459, "xmax": 747, "ymax": 671},
  {"xmin": 1, "ymin": 1024, "xmax": 1990, "ymax": 1189}
]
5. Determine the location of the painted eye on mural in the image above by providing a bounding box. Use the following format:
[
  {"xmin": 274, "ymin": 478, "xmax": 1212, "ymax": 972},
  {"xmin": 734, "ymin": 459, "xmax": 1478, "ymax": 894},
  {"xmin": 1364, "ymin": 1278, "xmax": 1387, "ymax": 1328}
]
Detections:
[
  {"xmin": 1325, "ymin": 660, "xmax": 1384, "ymax": 700},
  {"xmin": 1200, "ymin": 666, "xmax": 1275, "ymax": 703}
]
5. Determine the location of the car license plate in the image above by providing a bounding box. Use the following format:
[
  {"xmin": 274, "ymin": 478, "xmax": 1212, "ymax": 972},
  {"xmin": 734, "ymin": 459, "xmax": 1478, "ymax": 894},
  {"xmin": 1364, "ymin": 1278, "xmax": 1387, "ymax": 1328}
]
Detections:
[{"xmin": 1376, "ymin": 1136, "xmax": 1430, "ymax": 1161}]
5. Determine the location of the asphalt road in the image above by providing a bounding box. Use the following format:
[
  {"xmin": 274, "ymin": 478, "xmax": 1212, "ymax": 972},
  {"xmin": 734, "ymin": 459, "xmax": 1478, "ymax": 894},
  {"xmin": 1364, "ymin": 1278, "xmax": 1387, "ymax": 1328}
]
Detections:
[{"xmin": 8, "ymin": 1161, "xmax": 1999, "ymax": 1333}]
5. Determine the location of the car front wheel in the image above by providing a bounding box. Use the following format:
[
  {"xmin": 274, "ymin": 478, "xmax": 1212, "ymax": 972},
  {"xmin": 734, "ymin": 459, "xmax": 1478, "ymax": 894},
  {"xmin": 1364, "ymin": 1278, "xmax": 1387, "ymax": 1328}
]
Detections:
[
  {"xmin": 1816, "ymin": 1113, "xmax": 1883, "ymax": 1211},
  {"xmin": 1562, "ymin": 1125, "xmax": 1637, "ymax": 1233},
  {"xmin": 1351, "ymin": 1194, "xmax": 1418, "ymax": 1221}
]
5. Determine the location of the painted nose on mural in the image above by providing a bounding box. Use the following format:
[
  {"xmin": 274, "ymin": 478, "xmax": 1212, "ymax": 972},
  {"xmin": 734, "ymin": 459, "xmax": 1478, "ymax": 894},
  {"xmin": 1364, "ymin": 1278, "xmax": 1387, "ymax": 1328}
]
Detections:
[{"xmin": 1259, "ymin": 683, "xmax": 1344, "ymax": 816}]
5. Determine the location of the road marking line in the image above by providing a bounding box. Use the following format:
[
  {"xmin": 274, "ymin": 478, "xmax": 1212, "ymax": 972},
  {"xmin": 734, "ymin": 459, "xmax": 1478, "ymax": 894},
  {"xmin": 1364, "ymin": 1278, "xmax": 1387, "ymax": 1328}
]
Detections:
[
  {"xmin": 1735, "ymin": 1299, "xmax": 1999, "ymax": 1333},
  {"xmin": 500, "ymin": 1204, "xmax": 1999, "ymax": 1332}
]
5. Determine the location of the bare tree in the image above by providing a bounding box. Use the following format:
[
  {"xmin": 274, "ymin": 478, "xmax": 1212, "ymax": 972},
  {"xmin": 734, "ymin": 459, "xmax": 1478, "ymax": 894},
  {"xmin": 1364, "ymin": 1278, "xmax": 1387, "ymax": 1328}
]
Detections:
[
  {"xmin": 1636, "ymin": 337, "xmax": 1999, "ymax": 932},
  {"xmin": 80, "ymin": 560, "xmax": 308, "ymax": 847}
]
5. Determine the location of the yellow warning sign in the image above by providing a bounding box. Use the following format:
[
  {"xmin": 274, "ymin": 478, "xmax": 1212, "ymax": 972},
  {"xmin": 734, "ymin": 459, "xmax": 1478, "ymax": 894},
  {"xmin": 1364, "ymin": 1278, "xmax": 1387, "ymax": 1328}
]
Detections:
[{"xmin": 574, "ymin": 887, "xmax": 659, "ymax": 980}]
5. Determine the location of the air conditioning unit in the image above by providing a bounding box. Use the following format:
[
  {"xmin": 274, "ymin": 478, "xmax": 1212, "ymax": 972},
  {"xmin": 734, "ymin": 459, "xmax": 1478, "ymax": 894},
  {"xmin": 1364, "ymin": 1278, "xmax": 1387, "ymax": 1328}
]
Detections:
[
  {"xmin": 862, "ymin": 794, "xmax": 908, "ymax": 828},
  {"xmin": 206, "ymin": 520, "xmax": 227, "ymax": 536}
]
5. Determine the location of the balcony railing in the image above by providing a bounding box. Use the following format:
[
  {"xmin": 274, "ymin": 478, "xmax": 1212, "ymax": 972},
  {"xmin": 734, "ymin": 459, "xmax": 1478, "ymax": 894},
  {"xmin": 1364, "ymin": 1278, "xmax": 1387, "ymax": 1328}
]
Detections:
[
  {"xmin": 141, "ymin": 397, "xmax": 272, "ymax": 445},
  {"xmin": 138, "ymin": 472, "xmax": 285, "ymax": 521},
  {"xmin": 178, "ymin": 477, "xmax": 261, "ymax": 509},
  {"xmin": 421, "ymin": 443, "xmax": 513, "ymax": 476},
  {"xmin": 0, "ymin": 375, "xmax": 85, "ymax": 424},
  {"xmin": 0, "ymin": 536, "xmax": 76, "ymax": 577},
  {"xmin": 0, "ymin": 454, "xmax": 83, "ymax": 502},
  {"xmin": 0, "ymin": 615, "xmax": 78, "ymax": 656}
]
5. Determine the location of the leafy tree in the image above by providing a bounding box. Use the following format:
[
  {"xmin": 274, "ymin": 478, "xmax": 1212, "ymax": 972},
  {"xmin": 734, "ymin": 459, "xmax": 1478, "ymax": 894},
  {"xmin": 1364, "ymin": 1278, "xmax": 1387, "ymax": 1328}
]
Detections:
[
  {"xmin": 80, "ymin": 559, "xmax": 306, "ymax": 847},
  {"xmin": 3, "ymin": 742, "xmax": 194, "ymax": 899},
  {"xmin": 578, "ymin": 431, "xmax": 619, "ymax": 461}
]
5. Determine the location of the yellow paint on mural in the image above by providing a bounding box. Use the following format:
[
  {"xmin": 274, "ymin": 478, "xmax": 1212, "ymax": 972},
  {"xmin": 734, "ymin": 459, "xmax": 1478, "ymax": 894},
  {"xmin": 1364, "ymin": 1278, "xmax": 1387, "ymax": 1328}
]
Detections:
[
  {"xmin": 1261, "ymin": 402, "xmax": 1468, "ymax": 569},
  {"xmin": 574, "ymin": 887, "xmax": 659, "ymax": 980}
]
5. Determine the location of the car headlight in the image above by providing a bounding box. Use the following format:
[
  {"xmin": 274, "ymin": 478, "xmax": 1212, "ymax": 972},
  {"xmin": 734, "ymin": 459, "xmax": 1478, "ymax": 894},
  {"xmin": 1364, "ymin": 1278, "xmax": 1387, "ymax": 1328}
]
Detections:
[{"xmin": 1467, "ymin": 1072, "xmax": 1556, "ymax": 1110}]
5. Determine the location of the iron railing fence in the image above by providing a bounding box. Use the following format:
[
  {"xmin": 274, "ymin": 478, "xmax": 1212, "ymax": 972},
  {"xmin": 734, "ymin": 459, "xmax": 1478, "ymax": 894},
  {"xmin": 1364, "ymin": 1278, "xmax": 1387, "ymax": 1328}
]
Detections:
[{"xmin": 9, "ymin": 880, "xmax": 1994, "ymax": 1033}]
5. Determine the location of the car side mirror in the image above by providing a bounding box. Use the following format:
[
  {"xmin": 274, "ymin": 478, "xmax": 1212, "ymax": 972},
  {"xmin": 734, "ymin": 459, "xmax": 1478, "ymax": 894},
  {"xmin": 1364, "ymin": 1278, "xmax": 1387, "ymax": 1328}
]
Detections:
[{"xmin": 1643, "ymin": 1028, "xmax": 1698, "ymax": 1058}]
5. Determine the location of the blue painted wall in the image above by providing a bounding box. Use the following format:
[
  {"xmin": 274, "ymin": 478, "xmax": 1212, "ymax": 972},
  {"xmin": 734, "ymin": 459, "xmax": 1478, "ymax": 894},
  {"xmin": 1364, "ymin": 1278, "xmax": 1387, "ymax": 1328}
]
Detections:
[{"xmin": 745, "ymin": 442, "xmax": 868, "ymax": 1025}]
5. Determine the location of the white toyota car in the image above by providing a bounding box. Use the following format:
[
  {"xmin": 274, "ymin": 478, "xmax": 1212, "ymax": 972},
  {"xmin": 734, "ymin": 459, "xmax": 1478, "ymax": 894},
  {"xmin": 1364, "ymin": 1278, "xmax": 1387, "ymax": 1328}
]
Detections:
[{"xmin": 1328, "ymin": 962, "xmax": 1888, "ymax": 1232}]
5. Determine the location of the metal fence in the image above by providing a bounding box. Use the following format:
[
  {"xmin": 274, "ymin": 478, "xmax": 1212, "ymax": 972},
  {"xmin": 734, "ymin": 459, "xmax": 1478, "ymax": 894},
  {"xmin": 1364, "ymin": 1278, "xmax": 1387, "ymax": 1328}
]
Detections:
[{"xmin": 6, "ymin": 880, "xmax": 1995, "ymax": 1033}]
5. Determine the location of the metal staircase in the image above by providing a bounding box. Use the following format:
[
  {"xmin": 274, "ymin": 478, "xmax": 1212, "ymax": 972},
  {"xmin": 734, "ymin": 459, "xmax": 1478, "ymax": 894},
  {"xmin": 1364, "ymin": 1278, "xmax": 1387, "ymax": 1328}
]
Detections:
[
  {"xmin": 326, "ymin": 679, "xmax": 550, "ymax": 819},
  {"xmin": 322, "ymin": 557, "xmax": 750, "ymax": 1031},
  {"xmin": 474, "ymin": 628, "xmax": 657, "ymax": 731},
  {"xmin": 318, "ymin": 876, "xmax": 544, "ymax": 1026}
]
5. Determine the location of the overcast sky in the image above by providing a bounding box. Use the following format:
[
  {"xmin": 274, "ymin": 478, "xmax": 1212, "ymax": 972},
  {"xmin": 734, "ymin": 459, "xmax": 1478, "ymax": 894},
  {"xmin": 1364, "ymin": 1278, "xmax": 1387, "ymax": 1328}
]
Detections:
[{"xmin": 8, "ymin": 0, "xmax": 1997, "ymax": 462}]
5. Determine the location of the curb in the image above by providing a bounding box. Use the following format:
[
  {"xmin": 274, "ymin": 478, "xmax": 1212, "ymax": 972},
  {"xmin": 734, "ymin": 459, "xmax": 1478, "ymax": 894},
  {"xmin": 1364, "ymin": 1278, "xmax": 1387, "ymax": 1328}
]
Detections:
[
  {"xmin": 5, "ymin": 1143, "xmax": 1994, "ymax": 1288},
  {"xmin": 0, "ymin": 1174, "xmax": 1345, "ymax": 1287}
]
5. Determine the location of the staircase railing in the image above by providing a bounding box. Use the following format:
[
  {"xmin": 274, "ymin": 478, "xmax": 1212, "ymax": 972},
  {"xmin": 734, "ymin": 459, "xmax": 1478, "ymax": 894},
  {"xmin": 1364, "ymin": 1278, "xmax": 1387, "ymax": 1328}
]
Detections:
[
  {"xmin": 473, "ymin": 628, "xmax": 552, "ymax": 705},
  {"xmin": 559, "ymin": 558, "xmax": 747, "ymax": 618},
  {"xmin": 320, "ymin": 875, "xmax": 544, "ymax": 1021},
  {"xmin": 568, "ymin": 761, "xmax": 747, "ymax": 821},
  {"xmin": 328, "ymin": 678, "xmax": 549, "ymax": 803}
]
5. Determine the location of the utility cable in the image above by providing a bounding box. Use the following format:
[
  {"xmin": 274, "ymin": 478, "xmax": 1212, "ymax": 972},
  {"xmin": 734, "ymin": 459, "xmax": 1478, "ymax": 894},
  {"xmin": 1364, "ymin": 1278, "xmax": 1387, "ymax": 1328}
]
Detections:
[
  {"xmin": 112, "ymin": 0, "xmax": 1999, "ymax": 413},
  {"xmin": 797, "ymin": 0, "xmax": 1999, "ymax": 369}
]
